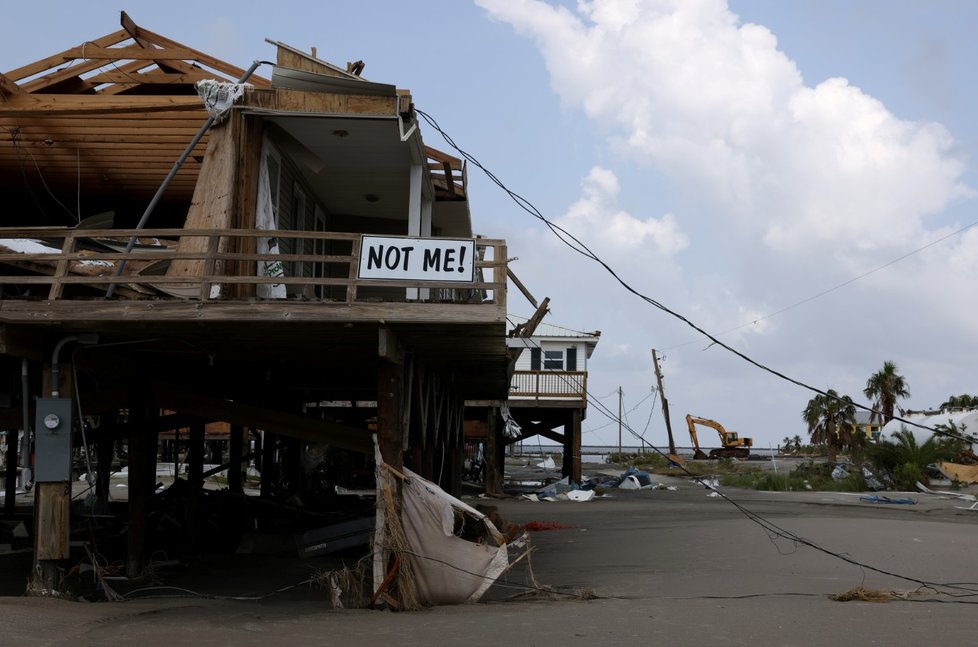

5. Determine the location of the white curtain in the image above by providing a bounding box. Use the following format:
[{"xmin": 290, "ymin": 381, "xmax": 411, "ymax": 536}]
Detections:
[{"xmin": 256, "ymin": 151, "xmax": 286, "ymax": 299}]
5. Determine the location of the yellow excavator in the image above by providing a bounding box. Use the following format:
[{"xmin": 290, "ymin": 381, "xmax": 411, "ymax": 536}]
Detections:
[{"xmin": 686, "ymin": 414, "xmax": 753, "ymax": 459}]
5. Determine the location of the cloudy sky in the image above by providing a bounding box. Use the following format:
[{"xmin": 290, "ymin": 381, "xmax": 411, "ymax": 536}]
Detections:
[{"xmin": 4, "ymin": 1, "xmax": 977, "ymax": 449}]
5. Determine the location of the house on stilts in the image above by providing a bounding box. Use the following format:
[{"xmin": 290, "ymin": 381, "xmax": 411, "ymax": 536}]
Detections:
[{"xmin": 0, "ymin": 13, "xmax": 513, "ymax": 600}]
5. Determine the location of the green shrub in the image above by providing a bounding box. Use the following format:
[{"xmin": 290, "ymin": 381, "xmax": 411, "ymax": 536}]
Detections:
[
  {"xmin": 891, "ymin": 462, "xmax": 923, "ymax": 491},
  {"xmin": 720, "ymin": 464, "xmax": 867, "ymax": 492},
  {"xmin": 605, "ymin": 451, "xmax": 667, "ymax": 468}
]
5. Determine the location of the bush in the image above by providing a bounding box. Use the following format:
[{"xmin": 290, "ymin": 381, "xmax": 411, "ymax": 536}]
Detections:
[
  {"xmin": 890, "ymin": 462, "xmax": 924, "ymax": 491},
  {"xmin": 605, "ymin": 452, "xmax": 667, "ymax": 469},
  {"xmin": 720, "ymin": 463, "xmax": 867, "ymax": 492}
]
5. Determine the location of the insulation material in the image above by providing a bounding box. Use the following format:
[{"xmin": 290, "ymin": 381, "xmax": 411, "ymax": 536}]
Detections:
[
  {"xmin": 255, "ymin": 153, "xmax": 286, "ymax": 299},
  {"xmin": 374, "ymin": 452, "xmax": 508, "ymax": 606},
  {"xmin": 195, "ymin": 80, "xmax": 246, "ymax": 123}
]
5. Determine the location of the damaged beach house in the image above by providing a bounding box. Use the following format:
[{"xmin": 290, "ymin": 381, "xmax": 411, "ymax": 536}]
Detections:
[{"xmin": 0, "ymin": 13, "xmax": 526, "ymax": 606}]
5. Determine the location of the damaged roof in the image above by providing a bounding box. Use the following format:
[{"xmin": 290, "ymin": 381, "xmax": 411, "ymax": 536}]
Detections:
[
  {"xmin": 0, "ymin": 12, "xmax": 270, "ymax": 205},
  {"xmin": 0, "ymin": 12, "xmax": 468, "ymax": 225}
]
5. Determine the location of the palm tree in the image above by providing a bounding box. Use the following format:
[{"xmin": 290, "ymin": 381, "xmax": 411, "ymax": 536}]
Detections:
[
  {"xmin": 802, "ymin": 390, "xmax": 857, "ymax": 462},
  {"xmin": 791, "ymin": 434, "xmax": 803, "ymax": 451},
  {"xmin": 864, "ymin": 361, "xmax": 910, "ymax": 428},
  {"xmin": 939, "ymin": 394, "xmax": 978, "ymax": 410}
]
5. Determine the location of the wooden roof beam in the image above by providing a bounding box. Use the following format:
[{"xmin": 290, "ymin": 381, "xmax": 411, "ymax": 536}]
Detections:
[
  {"xmin": 121, "ymin": 13, "xmax": 271, "ymax": 89},
  {"xmin": 0, "ymin": 95, "xmax": 205, "ymax": 116},
  {"xmin": 0, "ymin": 72, "xmax": 24, "ymax": 95},
  {"xmin": 3, "ymin": 29, "xmax": 129, "ymax": 82},
  {"xmin": 19, "ymin": 59, "xmax": 157, "ymax": 95},
  {"xmin": 55, "ymin": 46, "xmax": 200, "ymax": 62},
  {"xmin": 85, "ymin": 71, "xmax": 211, "ymax": 85}
]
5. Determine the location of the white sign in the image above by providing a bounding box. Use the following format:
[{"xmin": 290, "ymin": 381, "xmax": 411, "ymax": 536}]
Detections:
[{"xmin": 358, "ymin": 235, "xmax": 476, "ymax": 282}]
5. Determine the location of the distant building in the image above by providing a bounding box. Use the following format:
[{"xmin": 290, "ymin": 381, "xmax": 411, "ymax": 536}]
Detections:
[{"xmin": 852, "ymin": 410, "xmax": 882, "ymax": 440}]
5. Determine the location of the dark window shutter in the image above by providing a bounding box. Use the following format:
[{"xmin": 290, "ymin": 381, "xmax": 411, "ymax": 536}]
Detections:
[
  {"xmin": 531, "ymin": 348, "xmax": 541, "ymax": 370},
  {"xmin": 566, "ymin": 347, "xmax": 577, "ymax": 371}
]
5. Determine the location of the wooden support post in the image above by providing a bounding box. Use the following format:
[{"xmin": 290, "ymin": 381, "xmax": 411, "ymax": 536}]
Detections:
[
  {"xmin": 377, "ymin": 328, "xmax": 405, "ymax": 471},
  {"xmin": 145, "ymin": 406, "xmax": 160, "ymax": 495},
  {"xmin": 228, "ymin": 423, "xmax": 244, "ymax": 493},
  {"xmin": 378, "ymin": 361, "xmax": 404, "ymax": 471},
  {"xmin": 4, "ymin": 423, "xmax": 18, "ymax": 518},
  {"xmin": 484, "ymin": 407, "xmax": 500, "ymax": 495},
  {"xmin": 188, "ymin": 422, "xmax": 205, "ymax": 492},
  {"xmin": 564, "ymin": 409, "xmax": 582, "ymax": 484},
  {"xmin": 31, "ymin": 365, "xmax": 73, "ymax": 593},
  {"xmin": 33, "ymin": 482, "xmax": 70, "ymax": 590},
  {"xmin": 260, "ymin": 431, "xmax": 276, "ymax": 499},
  {"xmin": 185, "ymin": 421, "xmax": 204, "ymax": 547},
  {"xmin": 127, "ymin": 399, "xmax": 149, "ymax": 578}
]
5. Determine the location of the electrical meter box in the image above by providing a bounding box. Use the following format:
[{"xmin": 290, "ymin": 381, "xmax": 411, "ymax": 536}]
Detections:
[{"xmin": 34, "ymin": 398, "xmax": 74, "ymax": 482}]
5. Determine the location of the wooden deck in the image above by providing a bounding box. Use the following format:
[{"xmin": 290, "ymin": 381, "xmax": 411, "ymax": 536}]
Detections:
[{"xmin": 0, "ymin": 227, "xmax": 510, "ymax": 399}]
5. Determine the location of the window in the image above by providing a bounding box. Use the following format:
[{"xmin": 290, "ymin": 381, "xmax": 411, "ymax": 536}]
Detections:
[{"xmin": 543, "ymin": 350, "xmax": 564, "ymax": 370}]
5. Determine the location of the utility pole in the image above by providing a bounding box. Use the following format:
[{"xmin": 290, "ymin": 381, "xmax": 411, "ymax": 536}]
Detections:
[
  {"xmin": 617, "ymin": 386, "xmax": 623, "ymax": 456},
  {"xmin": 652, "ymin": 349, "xmax": 677, "ymax": 455}
]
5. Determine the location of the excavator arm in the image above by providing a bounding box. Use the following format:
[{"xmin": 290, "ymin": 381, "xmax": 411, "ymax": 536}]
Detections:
[{"xmin": 686, "ymin": 414, "xmax": 708, "ymax": 459}]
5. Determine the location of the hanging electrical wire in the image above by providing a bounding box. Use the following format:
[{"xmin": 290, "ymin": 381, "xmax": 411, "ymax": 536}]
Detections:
[{"xmin": 415, "ymin": 108, "xmax": 971, "ymax": 445}]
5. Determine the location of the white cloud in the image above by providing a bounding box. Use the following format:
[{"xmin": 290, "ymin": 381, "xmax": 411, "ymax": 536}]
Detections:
[
  {"xmin": 477, "ymin": 0, "xmax": 971, "ymax": 255},
  {"xmin": 557, "ymin": 166, "xmax": 688, "ymax": 255},
  {"xmin": 477, "ymin": 0, "xmax": 978, "ymax": 447}
]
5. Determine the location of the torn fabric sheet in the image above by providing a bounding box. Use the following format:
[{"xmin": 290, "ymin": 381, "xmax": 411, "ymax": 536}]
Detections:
[
  {"xmin": 255, "ymin": 148, "xmax": 286, "ymax": 299},
  {"xmin": 374, "ymin": 449, "xmax": 508, "ymax": 606},
  {"xmin": 195, "ymin": 80, "xmax": 246, "ymax": 123},
  {"xmin": 500, "ymin": 401, "xmax": 521, "ymax": 439}
]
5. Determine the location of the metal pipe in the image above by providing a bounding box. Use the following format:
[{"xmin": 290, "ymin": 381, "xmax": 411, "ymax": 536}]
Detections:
[
  {"xmin": 107, "ymin": 59, "xmax": 265, "ymax": 298},
  {"xmin": 50, "ymin": 336, "xmax": 78, "ymax": 398},
  {"xmin": 50, "ymin": 333, "xmax": 99, "ymax": 397}
]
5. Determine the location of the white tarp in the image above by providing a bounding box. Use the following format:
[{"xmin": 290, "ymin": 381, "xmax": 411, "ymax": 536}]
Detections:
[
  {"xmin": 880, "ymin": 410, "xmax": 978, "ymax": 447},
  {"xmin": 195, "ymin": 80, "xmax": 246, "ymax": 123},
  {"xmin": 255, "ymin": 151, "xmax": 286, "ymax": 299},
  {"xmin": 374, "ymin": 452, "xmax": 508, "ymax": 606},
  {"xmin": 500, "ymin": 401, "xmax": 522, "ymax": 440}
]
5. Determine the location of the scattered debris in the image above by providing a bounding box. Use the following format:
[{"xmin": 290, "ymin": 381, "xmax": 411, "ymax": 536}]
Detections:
[
  {"xmin": 566, "ymin": 490, "xmax": 595, "ymax": 502},
  {"xmin": 935, "ymin": 461, "xmax": 978, "ymax": 484},
  {"xmin": 831, "ymin": 587, "xmax": 913, "ymax": 603},
  {"xmin": 535, "ymin": 456, "xmax": 556, "ymax": 470},
  {"xmin": 521, "ymin": 521, "xmax": 576, "ymax": 532},
  {"xmin": 374, "ymin": 455, "xmax": 513, "ymax": 606},
  {"xmin": 859, "ymin": 495, "xmax": 916, "ymax": 505},
  {"xmin": 296, "ymin": 516, "xmax": 374, "ymax": 558},
  {"xmin": 915, "ymin": 481, "xmax": 977, "ymax": 502}
]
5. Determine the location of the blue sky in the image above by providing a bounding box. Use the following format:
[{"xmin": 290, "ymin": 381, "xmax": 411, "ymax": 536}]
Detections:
[{"xmin": 4, "ymin": 1, "xmax": 978, "ymax": 449}]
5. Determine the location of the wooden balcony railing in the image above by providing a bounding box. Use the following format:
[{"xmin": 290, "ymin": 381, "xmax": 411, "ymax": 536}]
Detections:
[
  {"xmin": 509, "ymin": 370, "xmax": 587, "ymax": 403},
  {"xmin": 0, "ymin": 227, "xmax": 506, "ymax": 306}
]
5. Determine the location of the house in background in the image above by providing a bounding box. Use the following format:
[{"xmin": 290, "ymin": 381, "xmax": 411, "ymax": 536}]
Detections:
[
  {"xmin": 852, "ymin": 410, "xmax": 882, "ymax": 440},
  {"xmin": 503, "ymin": 316, "xmax": 600, "ymax": 483}
]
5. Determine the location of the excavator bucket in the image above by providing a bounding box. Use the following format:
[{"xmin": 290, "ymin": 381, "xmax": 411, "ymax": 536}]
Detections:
[{"xmin": 693, "ymin": 449, "xmax": 708, "ymax": 460}]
